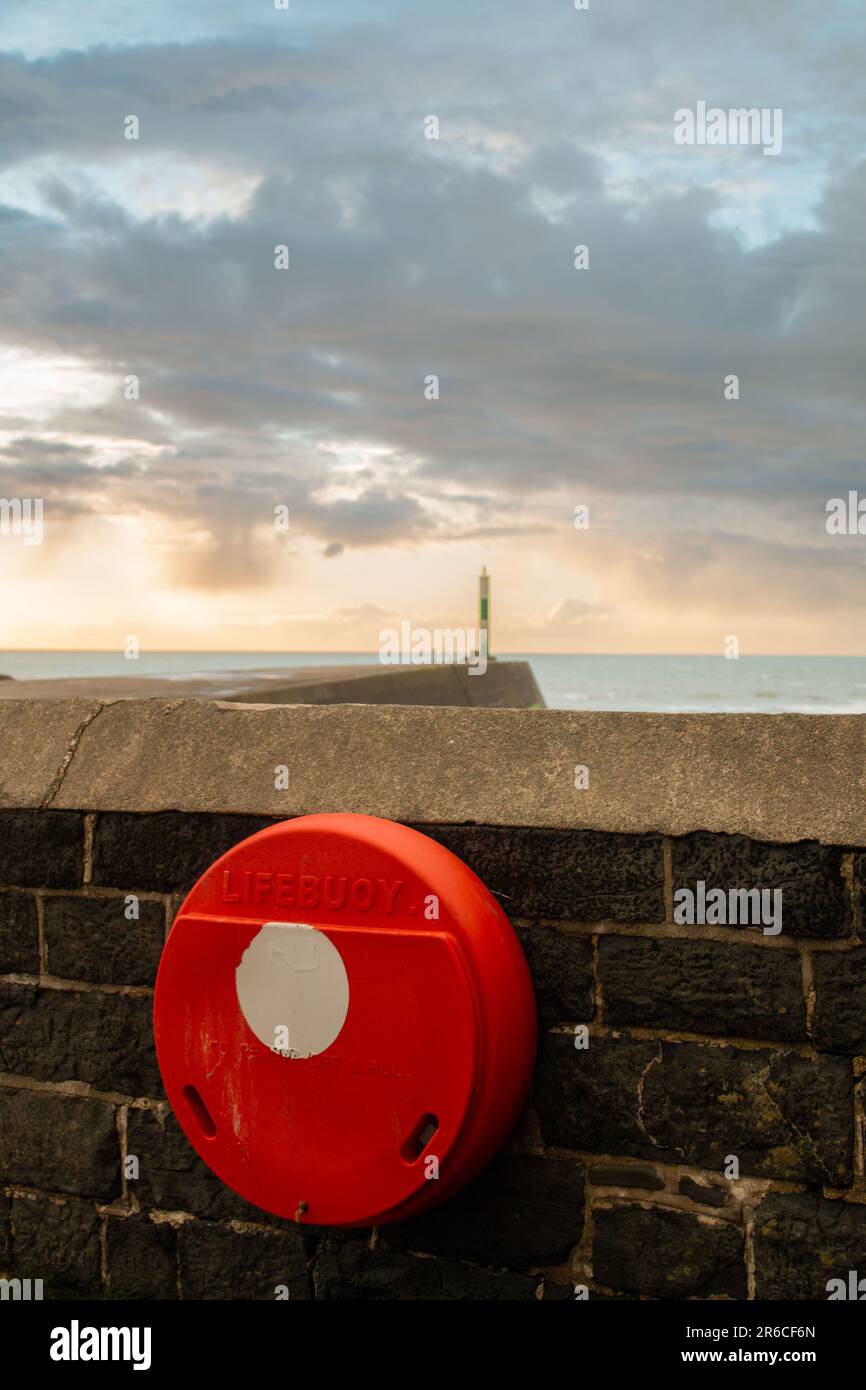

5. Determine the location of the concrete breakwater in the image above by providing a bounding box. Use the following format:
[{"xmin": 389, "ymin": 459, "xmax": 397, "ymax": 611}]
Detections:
[{"xmin": 0, "ymin": 660, "xmax": 544, "ymax": 709}]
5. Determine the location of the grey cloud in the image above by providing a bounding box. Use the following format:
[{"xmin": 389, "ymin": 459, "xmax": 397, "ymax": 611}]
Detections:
[{"xmin": 0, "ymin": 2, "xmax": 863, "ymax": 596}]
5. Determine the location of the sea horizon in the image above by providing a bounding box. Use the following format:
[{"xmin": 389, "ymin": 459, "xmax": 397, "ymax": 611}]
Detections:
[{"xmin": 3, "ymin": 650, "xmax": 865, "ymax": 715}]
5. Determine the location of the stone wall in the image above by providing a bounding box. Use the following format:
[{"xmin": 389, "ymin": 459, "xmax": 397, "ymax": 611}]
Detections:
[{"xmin": 2, "ymin": 699, "xmax": 866, "ymax": 1299}]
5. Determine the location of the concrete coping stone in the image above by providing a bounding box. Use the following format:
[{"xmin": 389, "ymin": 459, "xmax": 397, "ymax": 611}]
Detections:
[{"xmin": 4, "ymin": 698, "xmax": 865, "ymax": 844}]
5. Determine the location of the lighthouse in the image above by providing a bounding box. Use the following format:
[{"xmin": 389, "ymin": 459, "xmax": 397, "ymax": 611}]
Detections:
[{"xmin": 479, "ymin": 566, "xmax": 491, "ymax": 660}]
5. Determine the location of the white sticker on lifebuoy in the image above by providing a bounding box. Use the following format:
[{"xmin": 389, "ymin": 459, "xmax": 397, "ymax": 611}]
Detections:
[{"xmin": 235, "ymin": 921, "xmax": 349, "ymax": 1058}]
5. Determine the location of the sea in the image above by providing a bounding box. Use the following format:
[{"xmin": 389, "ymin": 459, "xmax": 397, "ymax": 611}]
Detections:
[{"xmin": 1, "ymin": 651, "xmax": 865, "ymax": 714}]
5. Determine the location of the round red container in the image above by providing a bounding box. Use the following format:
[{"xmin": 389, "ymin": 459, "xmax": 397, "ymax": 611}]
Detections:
[{"xmin": 153, "ymin": 813, "xmax": 536, "ymax": 1227}]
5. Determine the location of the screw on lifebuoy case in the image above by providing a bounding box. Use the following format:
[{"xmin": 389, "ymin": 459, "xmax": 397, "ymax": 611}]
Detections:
[{"xmin": 153, "ymin": 814, "xmax": 537, "ymax": 1227}]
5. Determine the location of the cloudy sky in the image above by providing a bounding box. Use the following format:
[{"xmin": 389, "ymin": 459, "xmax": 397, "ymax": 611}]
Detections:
[{"xmin": 0, "ymin": 0, "xmax": 864, "ymax": 654}]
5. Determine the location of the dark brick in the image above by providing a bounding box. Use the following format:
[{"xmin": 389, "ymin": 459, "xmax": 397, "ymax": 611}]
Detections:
[
  {"xmin": 0, "ymin": 811, "xmax": 83, "ymax": 889},
  {"xmin": 92, "ymin": 812, "xmax": 275, "ymax": 894},
  {"xmin": 413, "ymin": 825, "xmax": 664, "ymax": 922},
  {"xmin": 679, "ymin": 1177, "xmax": 729, "ymax": 1208},
  {"xmin": 126, "ymin": 1107, "xmax": 309, "ymax": 1228},
  {"xmin": 535, "ymin": 1033, "xmax": 853, "ymax": 1185},
  {"xmin": 0, "ymin": 891, "xmax": 38, "ymax": 974},
  {"xmin": 313, "ymin": 1236, "xmax": 540, "ymax": 1300},
  {"xmin": 599, "ymin": 936, "xmax": 806, "ymax": 1043},
  {"xmin": 0, "ymin": 1086, "xmax": 120, "ymax": 1198},
  {"xmin": 542, "ymin": 1280, "xmax": 581, "ymax": 1299},
  {"xmin": 543, "ymin": 1281, "xmax": 642, "ymax": 1300},
  {"xmin": 755, "ymin": 1192, "xmax": 866, "ymax": 1300},
  {"xmin": 594, "ymin": 1204, "xmax": 746, "ymax": 1298},
  {"xmin": 853, "ymin": 853, "xmax": 866, "ymax": 910},
  {"xmin": 813, "ymin": 948, "xmax": 866, "ymax": 1055},
  {"xmin": 672, "ymin": 832, "xmax": 849, "ymax": 939},
  {"xmin": 0, "ymin": 1188, "xmax": 9, "ymax": 1266},
  {"xmin": 11, "ymin": 1192, "xmax": 101, "ymax": 1297},
  {"xmin": 642, "ymin": 1042, "xmax": 853, "ymax": 1187},
  {"xmin": 589, "ymin": 1164, "xmax": 664, "ymax": 1190},
  {"xmin": 384, "ymin": 1153, "xmax": 583, "ymax": 1268},
  {"xmin": 0, "ymin": 982, "xmax": 161, "ymax": 1097},
  {"xmin": 106, "ymin": 1213, "xmax": 177, "ymax": 1300},
  {"xmin": 178, "ymin": 1219, "xmax": 311, "ymax": 1299},
  {"xmin": 535, "ymin": 1032, "xmax": 659, "ymax": 1158},
  {"xmin": 44, "ymin": 894, "xmax": 165, "ymax": 988},
  {"xmin": 515, "ymin": 925, "xmax": 594, "ymax": 1026},
  {"xmin": 127, "ymin": 1107, "xmax": 229, "ymax": 1219}
]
